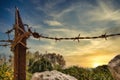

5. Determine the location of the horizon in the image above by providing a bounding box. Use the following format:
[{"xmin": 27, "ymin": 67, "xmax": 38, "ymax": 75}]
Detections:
[{"xmin": 0, "ymin": 0, "xmax": 120, "ymax": 68}]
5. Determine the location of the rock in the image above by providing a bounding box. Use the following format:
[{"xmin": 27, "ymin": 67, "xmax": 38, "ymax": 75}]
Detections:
[
  {"xmin": 31, "ymin": 70, "xmax": 77, "ymax": 80},
  {"xmin": 108, "ymin": 54, "xmax": 120, "ymax": 80}
]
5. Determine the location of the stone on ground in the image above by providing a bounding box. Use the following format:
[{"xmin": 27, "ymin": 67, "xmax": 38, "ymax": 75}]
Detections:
[
  {"xmin": 31, "ymin": 70, "xmax": 77, "ymax": 80},
  {"xmin": 108, "ymin": 54, "xmax": 120, "ymax": 80}
]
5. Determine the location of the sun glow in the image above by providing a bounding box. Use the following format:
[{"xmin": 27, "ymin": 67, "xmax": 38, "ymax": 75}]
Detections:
[{"xmin": 93, "ymin": 63, "xmax": 100, "ymax": 68}]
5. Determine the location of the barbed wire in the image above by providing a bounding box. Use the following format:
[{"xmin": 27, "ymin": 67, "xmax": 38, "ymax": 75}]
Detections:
[
  {"xmin": 31, "ymin": 31, "xmax": 120, "ymax": 42},
  {"xmin": 0, "ymin": 26, "xmax": 120, "ymax": 47},
  {"xmin": 0, "ymin": 40, "xmax": 13, "ymax": 43},
  {"xmin": 0, "ymin": 44, "xmax": 11, "ymax": 47},
  {"xmin": 0, "ymin": 28, "xmax": 14, "ymax": 47},
  {"xmin": 0, "ymin": 40, "xmax": 12, "ymax": 47}
]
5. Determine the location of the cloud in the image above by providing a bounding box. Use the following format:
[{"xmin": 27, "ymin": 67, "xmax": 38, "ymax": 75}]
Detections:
[
  {"xmin": 44, "ymin": 20, "xmax": 63, "ymax": 26},
  {"xmin": 88, "ymin": 0, "xmax": 120, "ymax": 23},
  {"xmin": 49, "ymin": 5, "xmax": 75, "ymax": 19},
  {"xmin": 33, "ymin": 0, "xmax": 66, "ymax": 15}
]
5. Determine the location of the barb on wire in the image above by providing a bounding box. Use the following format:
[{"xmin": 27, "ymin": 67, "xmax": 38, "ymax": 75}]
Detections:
[
  {"xmin": 74, "ymin": 34, "xmax": 80, "ymax": 42},
  {"xmin": 99, "ymin": 33, "xmax": 107, "ymax": 40}
]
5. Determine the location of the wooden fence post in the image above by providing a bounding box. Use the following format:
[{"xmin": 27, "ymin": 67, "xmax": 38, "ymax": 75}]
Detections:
[{"xmin": 12, "ymin": 8, "xmax": 27, "ymax": 80}]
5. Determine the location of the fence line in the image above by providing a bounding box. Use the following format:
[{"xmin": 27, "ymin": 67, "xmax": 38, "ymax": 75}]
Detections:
[{"xmin": 0, "ymin": 26, "xmax": 120, "ymax": 47}]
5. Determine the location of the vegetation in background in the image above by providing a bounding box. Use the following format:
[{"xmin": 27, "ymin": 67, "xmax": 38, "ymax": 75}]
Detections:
[
  {"xmin": 27, "ymin": 51, "xmax": 66, "ymax": 73},
  {"xmin": 28, "ymin": 57, "xmax": 53, "ymax": 73},
  {"xmin": 60, "ymin": 65, "xmax": 114, "ymax": 80},
  {"xmin": 26, "ymin": 51, "xmax": 114, "ymax": 80},
  {"xmin": 0, "ymin": 51, "xmax": 115, "ymax": 80},
  {"xmin": 0, "ymin": 55, "xmax": 13, "ymax": 80}
]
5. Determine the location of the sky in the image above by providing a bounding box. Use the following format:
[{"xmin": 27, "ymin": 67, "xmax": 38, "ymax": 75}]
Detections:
[{"xmin": 0, "ymin": 0, "xmax": 120, "ymax": 68}]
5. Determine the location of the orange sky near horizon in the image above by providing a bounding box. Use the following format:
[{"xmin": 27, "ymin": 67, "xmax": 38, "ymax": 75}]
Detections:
[{"xmin": 64, "ymin": 48, "xmax": 119, "ymax": 68}]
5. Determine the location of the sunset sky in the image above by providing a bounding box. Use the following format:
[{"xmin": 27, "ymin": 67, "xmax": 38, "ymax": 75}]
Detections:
[{"xmin": 0, "ymin": 0, "xmax": 120, "ymax": 68}]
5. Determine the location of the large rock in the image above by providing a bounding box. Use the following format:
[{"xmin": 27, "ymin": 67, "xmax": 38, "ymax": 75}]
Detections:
[
  {"xmin": 108, "ymin": 55, "xmax": 120, "ymax": 80},
  {"xmin": 31, "ymin": 70, "xmax": 77, "ymax": 80}
]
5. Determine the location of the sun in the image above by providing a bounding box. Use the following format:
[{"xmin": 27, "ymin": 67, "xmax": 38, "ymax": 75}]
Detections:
[{"xmin": 93, "ymin": 63, "xmax": 100, "ymax": 68}]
